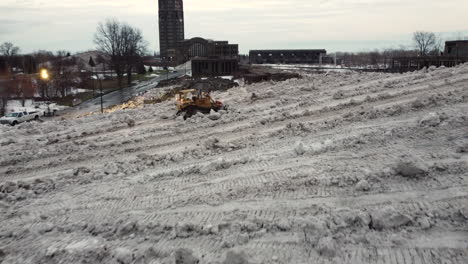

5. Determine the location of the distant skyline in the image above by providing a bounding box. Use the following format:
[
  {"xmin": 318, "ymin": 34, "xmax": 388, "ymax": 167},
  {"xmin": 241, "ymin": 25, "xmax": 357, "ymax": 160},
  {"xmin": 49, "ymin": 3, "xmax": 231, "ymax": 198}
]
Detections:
[{"xmin": 1, "ymin": 0, "xmax": 468, "ymax": 54}]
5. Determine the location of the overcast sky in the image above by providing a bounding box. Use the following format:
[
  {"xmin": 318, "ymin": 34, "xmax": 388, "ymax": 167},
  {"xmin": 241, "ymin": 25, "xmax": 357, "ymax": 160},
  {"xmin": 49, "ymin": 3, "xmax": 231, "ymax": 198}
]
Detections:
[{"xmin": 1, "ymin": 0, "xmax": 468, "ymax": 54}]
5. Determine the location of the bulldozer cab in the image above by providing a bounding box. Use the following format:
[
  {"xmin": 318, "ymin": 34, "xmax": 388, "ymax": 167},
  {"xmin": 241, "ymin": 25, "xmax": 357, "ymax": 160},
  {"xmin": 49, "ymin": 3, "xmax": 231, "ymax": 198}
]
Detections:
[
  {"xmin": 175, "ymin": 89, "xmax": 196, "ymax": 111},
  {"xmin": 175, "ymin": 89, "xmax": 214, "ymax": 111},
  {"xmin": 175, "ymin": 89, "xmax": 196, "ymax": 99}
]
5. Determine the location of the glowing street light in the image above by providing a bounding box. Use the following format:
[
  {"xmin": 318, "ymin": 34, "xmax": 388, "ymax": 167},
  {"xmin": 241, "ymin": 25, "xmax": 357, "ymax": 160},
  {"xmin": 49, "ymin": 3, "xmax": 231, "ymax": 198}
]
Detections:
[{"xmin": 40, "ymin": 69, "xmax": 49, "ymax": 80}]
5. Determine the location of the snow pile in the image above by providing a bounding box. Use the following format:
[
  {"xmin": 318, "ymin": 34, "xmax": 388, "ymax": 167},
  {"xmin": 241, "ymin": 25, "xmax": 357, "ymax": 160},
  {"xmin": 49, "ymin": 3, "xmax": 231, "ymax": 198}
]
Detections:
[
  {"xmin": 1, "ymin": 63, "xmax": 468, "ymax": 263},
  {"xmin": 394, "ymin": 157, "xmax": 429, "ymax": 178},
  {"xmin": 370, "ymin": 207, "xmax": 412, "ymax": 230}
]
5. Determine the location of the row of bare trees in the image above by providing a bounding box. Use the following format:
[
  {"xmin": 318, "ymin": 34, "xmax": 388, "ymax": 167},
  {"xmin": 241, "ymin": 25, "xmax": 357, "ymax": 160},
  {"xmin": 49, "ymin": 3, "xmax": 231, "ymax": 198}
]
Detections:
[
  {"xmin": 0, "ymin": 43, "xmax": 63, "ymax": 75},
  {"xmin": 0, "ymin": 71, "xmax": 36, "ymax": 115},
  {"xmin": 333, "ymin": 31, "xmax": 446, "ymax": 68},
  {"xmin": 48, "ymin": 51, "xmax": 78, "ymax": 98},
  {"xmin": 335, "ymin": 48, "xmax": 420, "ymax": 68},
  {"xmin": 0, "ymin": 42, "xmax": 21, "ymax": 115},
  {"xmin": 0, "ymin": 42, "xmax": 20, "ymax": 69},
  {"xmin": 0, "ymin": 44, "xmax": 89, "ymax": 115},
  {"xmin": 1, "ymin": 19, "xmax": 149, "ymax": 115}
]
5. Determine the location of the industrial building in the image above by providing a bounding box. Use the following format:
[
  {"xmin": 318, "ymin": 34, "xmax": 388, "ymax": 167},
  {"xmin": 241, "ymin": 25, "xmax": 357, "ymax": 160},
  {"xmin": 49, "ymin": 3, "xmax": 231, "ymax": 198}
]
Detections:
[
  {"xmin": 444, "ymin": 40, "xmax": 468, "ymax": 58},
  {"xmin": 391, "ymin": 40, "xmax": 468, "ymax": 72},
  {"xmin": 249, "ymin": 49, "xmax": 327, "ymax": 64},
  {"xmin": 391, "ymin": 56, "xmax": 467, "ymax": 72},
  {"xmin": 158, "ymin": 0, "xmax": 185, "ymax": 61},
  {"xmin": 191, "ymin": 58, "xmax": 239, "ymax": 78}
]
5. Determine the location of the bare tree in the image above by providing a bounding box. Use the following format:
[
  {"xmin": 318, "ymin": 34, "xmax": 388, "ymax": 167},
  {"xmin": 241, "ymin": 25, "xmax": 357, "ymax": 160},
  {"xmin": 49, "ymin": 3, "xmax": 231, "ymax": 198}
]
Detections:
[
  {"xmin": 0, "ymin": 42, "xmax": 21, "ymax": 71},
  {"xmin": 96, "ymin": 54, "xmax": 110, "ymax": 78},
  {"xmin": 0, "ymin": 94, "xmax": 8, "ymax": 116},
  {"xmin": 121, "ymin": 25, "xmax": 147, "ymax": 85},
  {"xmin": 37, "ymin": 78, "xmax": 49, "ymax": 99},
  {"xmin": 12, "ymin": 75, "xmax": 35, "ymax": 106},
  {"xmin": 32, "ymin": 50, "xmax": 55, "ymax": 66},
  {"xmin": 21, "ymin": 55, "xmax": 37, "ymax": 74},
  {"xmin": 94, "ymin": 19, "xmax": 147, "ymax": 88},
  {"xmin": 369, "ymin": 50, "xmax": 380, "ymax": 67},
  {"xmin": 0, "ymin": 57, "xmax": 7, "ymax": 74},
  {"xmin": 0, "ymin": 73, "xmax": 10, "ymax": 116},
  {"xmin": 31, "ymin": 50, "xmax": 55, "ymax": 97},
  {"xmin": 20, "ymin": 75, "xmax": 35, "ymax": 106},
  {"xmin": 413, "ymin": 31, "xmax": 437, "ymax": 56},
  {"xmin": 0, "ymin": 42, "xmax": 20, "ymax": 58},
  {"xmin": 432, "ymin": 34, "xmax": 444, "ymax": 55},
  {"xmin": 51, "ymin": 51, "xmax": 76, "ymax": 97},
  {"xmin": 0, "ymin": 62, "xmax": 12, "ymax": 116}
]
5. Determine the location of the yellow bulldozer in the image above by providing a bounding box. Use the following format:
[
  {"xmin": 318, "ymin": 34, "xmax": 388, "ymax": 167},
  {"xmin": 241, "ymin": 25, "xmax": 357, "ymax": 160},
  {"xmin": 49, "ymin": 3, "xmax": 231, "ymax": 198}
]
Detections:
[{"xmin": 175, "ymin": 89, "xmax": 225, "ymax": 119}]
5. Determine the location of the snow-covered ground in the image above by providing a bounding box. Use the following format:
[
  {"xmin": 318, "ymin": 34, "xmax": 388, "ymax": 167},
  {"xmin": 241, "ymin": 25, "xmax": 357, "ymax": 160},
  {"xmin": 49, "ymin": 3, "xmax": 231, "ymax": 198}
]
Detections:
[
  {"xmin": 4, "ymin": 100, "xmax": 68, "ymax": 114},
  {"xmin": 260, "ymin": 63, "xmax": 342, "ymax": 69},
  {"xmin": 4, "ymin": 99, "xmax": 38, "ymax": 113},
  {"xmin": 258, "ymin": 63, "xmax": 388, "ymax": 72},
  {"xmin": 1, "ymin": 64, "xmax": 468, "ymax": 263}
]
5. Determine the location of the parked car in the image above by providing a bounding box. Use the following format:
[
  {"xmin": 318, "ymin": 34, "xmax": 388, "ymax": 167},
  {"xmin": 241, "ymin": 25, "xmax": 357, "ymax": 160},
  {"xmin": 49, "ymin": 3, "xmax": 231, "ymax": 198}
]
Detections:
[{"xmin": 0, "ymin": 111, "xmax": 43, "ymax": 126}]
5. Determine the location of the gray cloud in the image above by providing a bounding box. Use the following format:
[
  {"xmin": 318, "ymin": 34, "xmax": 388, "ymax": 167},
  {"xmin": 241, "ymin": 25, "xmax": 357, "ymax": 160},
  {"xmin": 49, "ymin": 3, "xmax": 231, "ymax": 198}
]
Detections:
[{"xmin": 1, "ymin": 0, "xmax": 468, "ymax": 53}]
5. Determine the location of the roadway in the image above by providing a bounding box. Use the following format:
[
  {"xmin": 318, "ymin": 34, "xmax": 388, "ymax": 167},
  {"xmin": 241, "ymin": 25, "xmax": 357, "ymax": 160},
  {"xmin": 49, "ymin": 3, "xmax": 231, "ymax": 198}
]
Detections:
[{"xmin": 60, "ymin": 71, "xmax": 183, "ymax": 118}]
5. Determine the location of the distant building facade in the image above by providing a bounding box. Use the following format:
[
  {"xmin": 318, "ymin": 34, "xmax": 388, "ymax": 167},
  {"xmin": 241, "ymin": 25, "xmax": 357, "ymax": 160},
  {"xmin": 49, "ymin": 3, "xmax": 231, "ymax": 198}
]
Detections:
[
  {"xmin": 191, "ymin": 58, "xmax": 239, "ymax": 77},
  {"xmin": 178, "ymin": 37, "xmax": 238, "ymax": 61},
  {"xmin": 391, "ymin": 56, "xmax": 467, "ymax": 73},
  {"xmin": 158, "ymin": 0, "xmax": 240, "ymax": 76},
  {"xmin": 249, "ymin": 49, "xmax": 327, "ymax": 64},
  {"xmin": 444, "ymin": 40, "xmax": 468, "ymax": 58},
  {"xmin": 390, "ymin": 40, "xmax": 468, "ymax": 73},
  {"xmin": 158, "ymin": 0, "xmax": 185, "ymax": 61}
]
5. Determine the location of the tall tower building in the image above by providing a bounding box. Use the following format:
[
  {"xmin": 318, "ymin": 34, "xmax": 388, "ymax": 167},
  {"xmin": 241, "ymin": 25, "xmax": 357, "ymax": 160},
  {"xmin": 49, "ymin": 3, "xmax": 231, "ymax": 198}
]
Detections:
[{"xmin": 158, "ymin": 0, "xmax": 185, "ymax": 61}]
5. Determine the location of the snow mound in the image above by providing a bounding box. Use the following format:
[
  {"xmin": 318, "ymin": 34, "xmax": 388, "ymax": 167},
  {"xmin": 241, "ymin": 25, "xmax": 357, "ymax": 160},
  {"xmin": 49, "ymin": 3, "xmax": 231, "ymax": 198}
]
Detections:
[
  {"xmin": 355, "ymin": 179, "xmax": 370, "ymax": 191},
  {"xmin": 175, "ymin": 248, "xmax": 199, "ymax": 264},
  {"xmin": 317, "ymin": 236, "xmax": 337, "ymax": 258},
  {"xmin": 370, "ymin": 207, "xmax": 412, "ymax": 230},
  {"xmin": 395, "ymin": 159, "xmax": 429, "ymax": 178},
  {"xmin": 222, "ymin": 250, "xmax": 250, "ymax": 264}
]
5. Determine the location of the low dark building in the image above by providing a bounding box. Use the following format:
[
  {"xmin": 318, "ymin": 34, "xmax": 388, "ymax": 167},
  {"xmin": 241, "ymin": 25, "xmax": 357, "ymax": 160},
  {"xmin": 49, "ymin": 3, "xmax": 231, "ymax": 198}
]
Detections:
[
  {"xmin": 213, "ymin": 41, "xmax": 239, "ymax": 58},
  {"xmin": 391, "ymin": 56, "xmax": 467, "ymax": 72},
  {"xmin": 390, "ymin": 40, "xmax": 468, "ymax": 72},
  {"xmin": 444, "ymin": 40, "xmax": 468, "ymax": 58},
  {"xmin": 175, "ymin": 37, "xmax": 239, "ymax": 77},
  {"xmin": 249, "ymin": 49, "xmax": 327, "ymax": 64},
  {"xmin": 191, "ymin": 58, "xmax": 239, "ymax": 78},
  {"xmin": 177, "ymin": 37, "xmax": 238, "ymax": 61}
]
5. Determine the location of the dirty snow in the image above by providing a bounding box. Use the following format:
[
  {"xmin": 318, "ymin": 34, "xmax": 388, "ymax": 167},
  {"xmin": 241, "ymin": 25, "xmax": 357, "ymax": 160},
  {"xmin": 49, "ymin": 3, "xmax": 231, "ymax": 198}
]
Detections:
[{"xmin": 1, "ymin": 64, "xmax": 468, "ymax": 263}]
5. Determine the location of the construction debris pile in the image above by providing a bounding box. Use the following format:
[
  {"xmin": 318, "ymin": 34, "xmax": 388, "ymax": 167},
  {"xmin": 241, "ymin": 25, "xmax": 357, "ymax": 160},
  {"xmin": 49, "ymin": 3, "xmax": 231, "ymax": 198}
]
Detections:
[
  {"xmin": 237, "ymin": 65, "xmax": 303, "ymax": 84},
  {"xmin": 157, "ymin": 76, "xmax": 239, "ymax": 92},
  {"xmin": 1, "ymin": 64, "xmax": 468, "ymax": 263}
]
